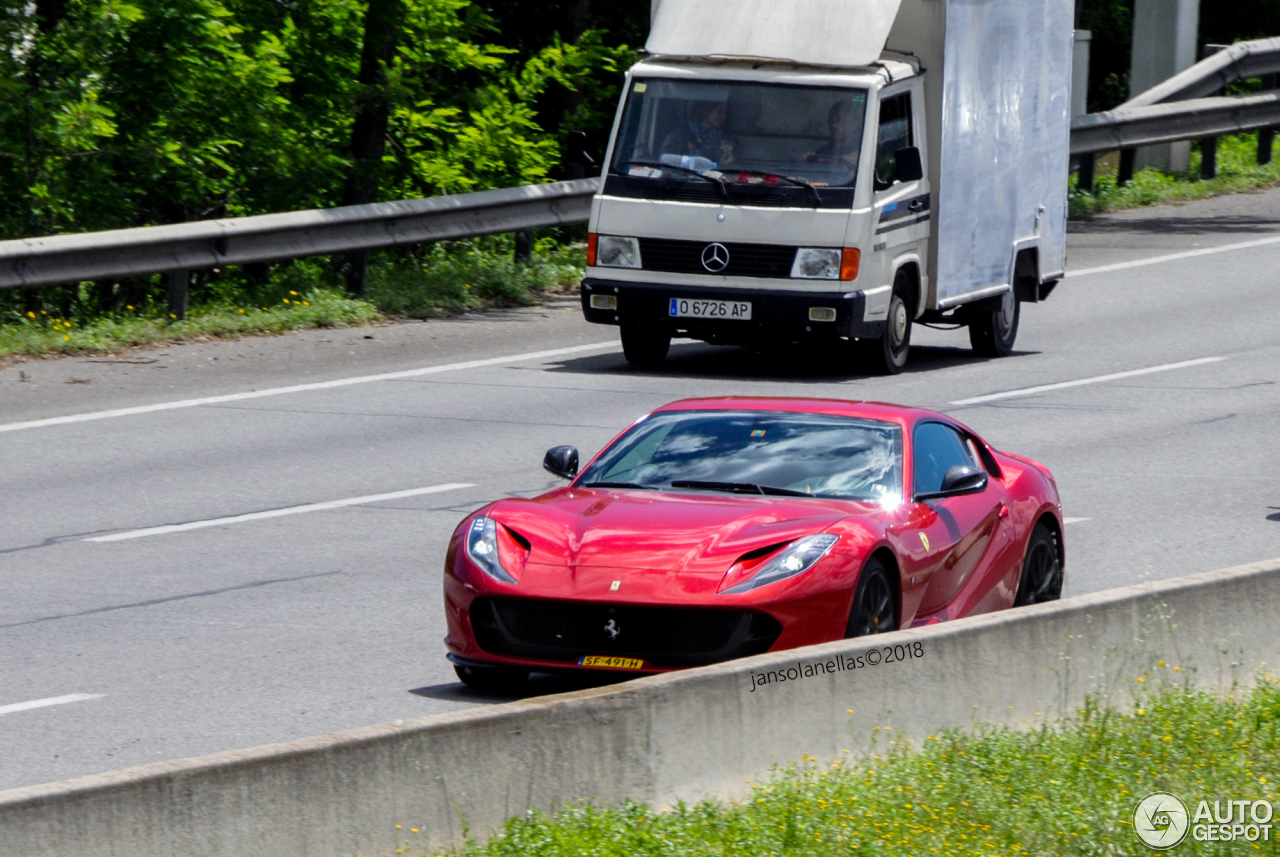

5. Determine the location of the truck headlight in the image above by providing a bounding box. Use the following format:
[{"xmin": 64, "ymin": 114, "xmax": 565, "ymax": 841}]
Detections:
[
  {"xmin": 721, "ymin": 534, "xmax": 839, "ymax": 594},
  {"xmin": 791, "ymin": 248, "xmax": 842, "ymax": 280},
  {"xmin": 466, "ymin": 516, "xmax": 517, "ymax": 584},
  {"xmin": 596, "ymin": 236, "xmax": 642, "ymax": 269}
]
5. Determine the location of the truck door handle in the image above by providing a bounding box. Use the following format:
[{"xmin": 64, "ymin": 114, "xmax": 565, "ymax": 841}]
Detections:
[{"xmin": 908, "ymin": 199, "xmax": 926, "ymax": 213}]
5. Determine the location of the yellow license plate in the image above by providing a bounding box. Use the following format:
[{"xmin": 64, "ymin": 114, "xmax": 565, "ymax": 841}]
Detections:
[{"xmin": 578, "ymin": 655, "xmax": 645, "ymax": 670}]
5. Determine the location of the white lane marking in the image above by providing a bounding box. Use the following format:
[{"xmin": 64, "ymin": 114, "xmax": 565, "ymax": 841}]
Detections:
[
  {"xmin": 0, "ymin": 693, "xmax": 104, "ymax": 716},
  {"xmin": 1063, "ymin": 517, "xmax": 1090, "ymax": 525},
  {"xmin": 1067, "ymin": 233, "xmax": 1280, "ymax": 278},
  {"xmin": 949, "ymin": 356, "xmax": 1226, "ymax": 406},
  {"xmin": 86, "ymin": 483, "xmax": 475, "ymax": 543},
  {"xmin": 0, "ymin": 341, "xmax": 618, "ymax": 435}
]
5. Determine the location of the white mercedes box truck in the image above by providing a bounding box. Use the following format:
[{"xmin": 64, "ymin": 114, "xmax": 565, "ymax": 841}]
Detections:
[{"xmin": 581, "ymin": 0, "xmax": 1073, "ymax": 372}]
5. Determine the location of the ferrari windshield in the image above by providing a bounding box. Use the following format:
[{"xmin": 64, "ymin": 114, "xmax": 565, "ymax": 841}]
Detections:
[
  {"xmin": 610, "ymin": 78, "xmax": 868, "ymax": 189},
  {"xmin": 578, "ymin": 411, "xmax": 902, "ymax": 502}
]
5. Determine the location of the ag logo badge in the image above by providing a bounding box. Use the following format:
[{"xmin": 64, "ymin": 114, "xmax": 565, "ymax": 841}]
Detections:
[
  {"xmin": 701, "ymin": 242, "xmax": 730, "ymax": 273},
  {"xmin": 1133, "ymin": 792, "xmax": 1190, "ymax": 849}
]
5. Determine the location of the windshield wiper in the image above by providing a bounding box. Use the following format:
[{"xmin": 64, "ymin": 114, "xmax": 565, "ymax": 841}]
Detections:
[
  {"xmin": 618, "ymin": 160, "xmax": 728, "ymax": 199},
  {"xmin": 582, "ymin": 481, "xmax": 658, "ymax": 490},
  {"xmin": 725, "ymin": 169, "xmax": 822, "ymax": 207},
  {"xmin": 669, "ymin": 480, "xmax": 812, "ymax": 497}
]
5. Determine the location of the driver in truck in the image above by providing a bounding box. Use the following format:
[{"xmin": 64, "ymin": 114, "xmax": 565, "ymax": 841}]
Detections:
[
  {"xmin": 804, "ymin": 98, "xmax": 862, "ymax": 168},
  {"xmin": 661, "ymin": 100, "xmax": 737, "ymax": 166}
]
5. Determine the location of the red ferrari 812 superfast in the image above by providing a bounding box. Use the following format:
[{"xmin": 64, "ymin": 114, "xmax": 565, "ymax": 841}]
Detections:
[{"xmin": 443, "ymin": 397, "xmax": 1063, "ymax": 691}]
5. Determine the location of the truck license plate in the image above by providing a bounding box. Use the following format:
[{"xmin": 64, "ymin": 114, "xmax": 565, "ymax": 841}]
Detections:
[{"xmin": 669, "ymin": 298, "xmax": 752, "ymax": 320}]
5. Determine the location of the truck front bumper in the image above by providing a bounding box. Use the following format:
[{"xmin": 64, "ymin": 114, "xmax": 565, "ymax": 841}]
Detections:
[{"xmin": 581, "ymin": 279, "xmax": 883, "ymax": 346}]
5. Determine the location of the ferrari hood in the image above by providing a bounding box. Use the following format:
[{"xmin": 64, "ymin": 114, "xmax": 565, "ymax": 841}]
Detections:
[{"xmin": 487, "ymin": 486, "xmax": 872, "ymax": 573}]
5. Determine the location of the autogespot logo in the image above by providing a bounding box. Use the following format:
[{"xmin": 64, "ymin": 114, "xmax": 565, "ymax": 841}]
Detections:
[{"xmin": 1134, "ymin": 793, "xmax": 1190, "ymax": 850}]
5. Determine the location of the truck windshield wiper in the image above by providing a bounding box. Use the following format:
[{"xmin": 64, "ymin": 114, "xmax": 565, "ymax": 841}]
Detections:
[
  {"xmin": 669, "ymin": 480, "xmax": 812, "ymax": 497},
  {"xmin": 582, "ymin": 481, "xmax": 658, "ymax": 490},
  {"xmin": 618, "ymin": 160, "xmax": 728, "ymax": 199},
  {"xmin": 726, "ymin": 169, "xmax": 822, "ymax": 206}
]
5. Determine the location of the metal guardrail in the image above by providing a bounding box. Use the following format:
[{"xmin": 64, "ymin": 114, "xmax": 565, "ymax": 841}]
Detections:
[
  {"xmin": 5, "ymin": 37, "xmax": 1280, "ymax": 302},
  {"xmin": 1073, "ymin": 36, "xmax": 1280, "ymax": 189},
  {"xmin": 1070, "ymin": 89, "xmax": 1280, "ymax": 156},
  {"xmin": 0, "ymin": 177, "xmax": 600, "ymax": 314}
]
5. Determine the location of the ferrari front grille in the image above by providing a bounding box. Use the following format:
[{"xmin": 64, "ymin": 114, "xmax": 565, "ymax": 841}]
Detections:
[{"xmin": 470, "ymin": 597, "xmax": 782, "ymax": 668}]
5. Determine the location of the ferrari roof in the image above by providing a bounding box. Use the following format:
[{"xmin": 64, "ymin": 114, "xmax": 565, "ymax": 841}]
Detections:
[{"xmin": 652, "ymin": 397, "xmax": 937, "ymax": 424}]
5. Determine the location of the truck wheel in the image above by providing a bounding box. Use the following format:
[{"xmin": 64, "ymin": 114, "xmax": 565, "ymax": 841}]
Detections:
[
  {"xmin": 620, "ymin": 326, "xmax": 671, "ymax": 366},
  {"xmin": 860, "ymin": 275, "xmax": 912, "ymax": 375},
  {"xmin": 968, "ymin": 289, "xmax": 1020, "ymax": 357}
]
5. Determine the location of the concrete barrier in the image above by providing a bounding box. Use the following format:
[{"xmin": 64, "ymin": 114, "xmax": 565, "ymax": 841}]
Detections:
[{"xmin": 2, "ymin": 557, "xmax": 1278, "ymax": 857}]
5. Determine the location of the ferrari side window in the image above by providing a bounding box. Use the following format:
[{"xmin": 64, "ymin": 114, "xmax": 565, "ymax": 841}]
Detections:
[{"xmin": 912, "ymin": 422, "xmax": 977, "ymax": 497}]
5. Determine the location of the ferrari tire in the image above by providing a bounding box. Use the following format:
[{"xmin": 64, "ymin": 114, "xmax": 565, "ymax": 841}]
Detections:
[
  {"xmin": 1014, "ymin": 523, "xmax": 1062, "ymax": 606},
  {"xmin": 859, "ymin": 270, "xmax": 912, "ymax": 375},
  {"xmin": 453, "ymin": 663, "xmax": 530, "ymax": 693},
  {"xmin": 845, "ymin": 557, "xmax": 899, "ymax": 637},
  {"xmin": 621, "ymin": 325, "xmax": 671, "ymax": 367},
  {"xmin": 968, "ymin": 288, "xmax": 1020, "ymax": 357}
]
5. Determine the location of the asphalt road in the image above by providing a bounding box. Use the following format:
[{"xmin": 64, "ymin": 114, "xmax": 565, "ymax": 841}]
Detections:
[{"xmin": 2, "ymin": 189, "xmax": 1279, "ymax": 791}]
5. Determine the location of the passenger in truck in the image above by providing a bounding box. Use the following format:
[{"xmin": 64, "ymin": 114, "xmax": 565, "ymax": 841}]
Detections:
[
  {"xmin": 661, "ymin": 100, "xmax": 737, "ymax": 166},
  {"xmin": 804, "ymin": 99, "xmax": 861, "ymax": 167}
]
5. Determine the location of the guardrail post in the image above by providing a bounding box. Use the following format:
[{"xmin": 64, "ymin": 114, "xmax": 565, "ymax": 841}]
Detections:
[
  {"xmin": 1076, "ymin": 153, "xmax": 1096, "ymax": 193},
  {"xmin": 165, "ymin": 270, "xmax": 190, "ymax": 321},
  {"xmin": 1199, "ymin": 45, "xmax": 1228, "ymax": 180},
  {"xmin": 514, "ymin": 230, "xmax": 533, "ymax": 265},
  {"xmin": 1260, "ymin": 74, "xmax": 1278, "ymax": 166},
  {"xmin": 1117, "ymin": 149, "xmax": 1136, "ymax": 186}
]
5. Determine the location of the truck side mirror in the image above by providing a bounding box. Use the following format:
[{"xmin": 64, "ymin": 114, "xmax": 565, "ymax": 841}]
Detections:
[
  {"xmin": 543, "ymin": 445, "xmax": 580, "ymax": 479},
  {"xmin": 893, "ymin": 147, "xmax": 924, "ymax": 183},
  {"xmin": 565, "ymin": 130, "xmax": 597, "ymax": 180}
]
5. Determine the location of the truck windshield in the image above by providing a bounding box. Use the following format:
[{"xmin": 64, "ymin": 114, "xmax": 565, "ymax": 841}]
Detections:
[{"xmin": 610, "ymin": 78, "xmax": 868, "ymax": 196}]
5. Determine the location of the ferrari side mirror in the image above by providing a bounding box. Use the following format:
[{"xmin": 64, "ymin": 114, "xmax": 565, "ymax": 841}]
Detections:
[
  {"xmin": 543, "ymin": 445, "xmax": 579, "ymax": 480},
  {"xmin": 917, "ymin": 464, "xmax": 987, "ymax": 501},
  {"xmin": 939, "ymin": 464, "xmax": 987, "ymax": 495}
]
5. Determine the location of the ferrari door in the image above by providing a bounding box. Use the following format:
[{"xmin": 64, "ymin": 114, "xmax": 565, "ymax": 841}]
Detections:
[{"xmin": 908, "ymin": 422, "xmax": 1010, "ymax": 619}]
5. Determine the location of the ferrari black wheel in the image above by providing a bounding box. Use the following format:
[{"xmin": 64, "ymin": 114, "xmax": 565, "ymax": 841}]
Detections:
[
  {"xmin": 1014, "ymin": 523, "xmax": 1062, "ymax": 606},
  {"xmin": 845, "ymin": 557, "xmax": 898, "ymax": 637},
  {"xmin": 621, "ymin": 325, "xmax": 671, "ymax": 367},
  {"xmin": 968, "ymin": 288, "xmax": 1020, "ymax": 357},
  {"xmin": 453, "ymin": 663, "xmax": 529, "ymax": 693},
  {"xmin": 860, "ymin": 271, "xmax": 912, "ymax": 375}
]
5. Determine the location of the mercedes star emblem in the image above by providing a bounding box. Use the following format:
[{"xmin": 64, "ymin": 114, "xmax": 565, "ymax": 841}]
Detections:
[{"xmin": 701, "ymin": 242, "xmax": 730, "ymax": 273}]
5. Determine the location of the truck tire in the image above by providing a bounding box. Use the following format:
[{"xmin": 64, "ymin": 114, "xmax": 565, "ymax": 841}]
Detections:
[
  {"xmin": 621, "ymin": 325, "xmax": 671, "ymax": 367},
  {"xmin": 968, "ymin": 289, "xmax": 1020, "ymax": 357},
  {"xmin": 860, "ymin": 273, "xmax": 912, "ymax": 375}
]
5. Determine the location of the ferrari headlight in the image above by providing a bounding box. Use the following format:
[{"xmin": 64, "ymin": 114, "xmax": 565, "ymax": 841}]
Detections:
[
  {"xmin": 466, "ymin": 516, "xmax": 516, "ymax": 584},
  {"xmin": 722, "ymin": 534, "xmax": 839, "ymax": 594},
  {"xmin": 790, "ymin": 248, "xmax": 842, "ymax": 280},
  {"xmin": 596, "ymin": 236, "xmax": 642, "ymax": 269}
]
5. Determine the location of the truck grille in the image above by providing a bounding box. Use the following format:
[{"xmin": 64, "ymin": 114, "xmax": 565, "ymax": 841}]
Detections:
[
  {"xmin": 470, "ymin": 597, "xmax": 782, "ymax": 668},
  {"xmin": 639, "ymin": 238, "xmax": 799, "ymax": 279}
]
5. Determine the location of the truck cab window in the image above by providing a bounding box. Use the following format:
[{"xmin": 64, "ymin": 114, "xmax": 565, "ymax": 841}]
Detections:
[
  {"xmin": 610, "ymin": 78, "xmax": 868, "ymax": 202},
  {"xmin": 875, "ymin": 93, "xmax": 914, "ymax": 187}
]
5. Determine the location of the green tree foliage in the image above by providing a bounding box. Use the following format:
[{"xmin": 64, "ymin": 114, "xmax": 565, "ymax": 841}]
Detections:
[
  {"xmin": 0, "ymin": 0, "xmax": 638, "ymax": 243},
  {"xmin": 1078, "ymin": 0, "xmax": 1280, "ymax": 112}
]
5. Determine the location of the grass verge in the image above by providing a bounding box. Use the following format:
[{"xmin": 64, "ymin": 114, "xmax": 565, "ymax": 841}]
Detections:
[
  {"xmin": 0, "ymin": 237, "xmax": 587, "ymax": 362},
  {"xmin": 1071, "ymin": 132, "xmax": 1280, "ymax": 218},
  {"xmin": 0, "ymin": 289, "xmax": 380, "ymax": 362},
  {"xmin": 417, "ymin": 679, "xmax": 1280, "ymax": 857}
]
